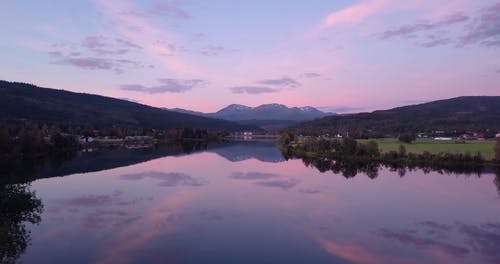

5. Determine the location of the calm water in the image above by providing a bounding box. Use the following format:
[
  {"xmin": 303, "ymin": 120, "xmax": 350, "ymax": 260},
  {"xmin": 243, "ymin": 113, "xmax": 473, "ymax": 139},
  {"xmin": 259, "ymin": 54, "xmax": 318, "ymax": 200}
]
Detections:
[{"xmin": 9, "ymin": 141, "xmax": 500, "ymax": 263}]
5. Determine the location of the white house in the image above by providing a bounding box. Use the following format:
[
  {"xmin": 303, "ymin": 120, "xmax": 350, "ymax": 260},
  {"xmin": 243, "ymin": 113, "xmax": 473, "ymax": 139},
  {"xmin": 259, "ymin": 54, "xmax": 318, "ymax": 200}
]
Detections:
[{"xmin": 434, "ymin": 137, "xmax": 453, "ymax": 141}]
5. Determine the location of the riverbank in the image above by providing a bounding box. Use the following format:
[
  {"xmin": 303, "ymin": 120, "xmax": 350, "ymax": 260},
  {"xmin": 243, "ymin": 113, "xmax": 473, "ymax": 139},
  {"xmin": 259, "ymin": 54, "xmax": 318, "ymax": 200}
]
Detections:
[{"xmin": 278, "ymin": 133, "xmax": 500, "ymax": 172}]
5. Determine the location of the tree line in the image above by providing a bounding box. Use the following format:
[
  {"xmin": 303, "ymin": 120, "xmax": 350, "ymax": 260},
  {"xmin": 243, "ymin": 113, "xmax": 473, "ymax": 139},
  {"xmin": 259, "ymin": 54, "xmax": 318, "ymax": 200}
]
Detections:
[
  {"xmin": 278, "ymin": 131, "xmax": 500, "ymax": 168},
  {"xmin": 0, "ymin": 121, "xmax": 230, "ymax": 167}
]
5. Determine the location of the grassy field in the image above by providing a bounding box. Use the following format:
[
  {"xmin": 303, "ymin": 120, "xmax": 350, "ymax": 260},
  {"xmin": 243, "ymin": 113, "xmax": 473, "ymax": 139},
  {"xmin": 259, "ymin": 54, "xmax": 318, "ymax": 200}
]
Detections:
[{"xmin": 359, "ymin": 138, "xmax": 496, "ymax": 160}]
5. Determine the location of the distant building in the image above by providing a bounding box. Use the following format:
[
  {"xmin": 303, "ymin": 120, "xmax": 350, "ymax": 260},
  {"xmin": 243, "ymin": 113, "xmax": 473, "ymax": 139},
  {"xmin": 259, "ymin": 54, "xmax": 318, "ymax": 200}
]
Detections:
[
  {"xmin": 79, "ymin": 136, "xmax": 94, "ymax": 144},
  {"xmin": 459, "ymin": 134, "xmax": 472, "ymax": 140},
  {"xmin": 434, "ymin": 137, "xmax": 453, "ymax": 141},
  {"xmin": 474, "ymin": 133, "xmax": 485, "ymax": 141}
]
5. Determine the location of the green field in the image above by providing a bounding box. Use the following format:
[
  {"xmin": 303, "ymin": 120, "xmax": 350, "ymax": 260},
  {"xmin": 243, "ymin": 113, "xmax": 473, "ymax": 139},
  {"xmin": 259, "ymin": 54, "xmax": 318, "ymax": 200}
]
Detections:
[{"xmin": 359, "ymin": 138, "xmax": 496, "ymax": 160}]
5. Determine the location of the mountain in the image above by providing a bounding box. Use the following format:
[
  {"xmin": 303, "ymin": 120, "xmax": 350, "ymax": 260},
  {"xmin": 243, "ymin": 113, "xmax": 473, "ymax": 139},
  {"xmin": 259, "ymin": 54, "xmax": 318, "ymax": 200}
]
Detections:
[
  {"xmin": 170, "ymin": 104, "xmax": 330, "ymax": 122},
  {"xmin": 166, "ymin": 108, "xmax": 206, "ymax": 117},
  {"xmin": 0, "ymin": 81, "xmax": 260, "ymax": 131},
  {"xmin": 295, "ymin": 96, "xmax": 500, "ymax": 136},
  {"xmin": 211, "ymin": 103, "xmax": 329, "ymax": 121}
]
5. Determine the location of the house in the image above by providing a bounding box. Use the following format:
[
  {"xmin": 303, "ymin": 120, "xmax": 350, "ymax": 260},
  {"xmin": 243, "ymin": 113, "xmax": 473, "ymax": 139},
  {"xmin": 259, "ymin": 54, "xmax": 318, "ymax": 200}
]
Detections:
[
  {"xmin": 79, "ymin": 136, "xmax": 94, "ymax": 144},
  {"xmin": 474, "ymin": 133, "xmax": 485, "ymax": 141},
  {"xmin": 434, "ymin": 137, "xmax": 453, "ymax": 141},
  {"xmin": 459, "ymin": 134, "xmax": 472, "ymax": 140}
]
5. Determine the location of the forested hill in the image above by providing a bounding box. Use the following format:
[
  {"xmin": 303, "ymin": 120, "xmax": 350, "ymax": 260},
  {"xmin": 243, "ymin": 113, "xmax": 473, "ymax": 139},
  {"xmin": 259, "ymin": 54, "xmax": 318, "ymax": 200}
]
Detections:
[
  {"xmin": 0, "ymin": 81, "xmax": 259, "ymax": 131},
  {"xmin": 296, "ymin": 96, "xmax": 500, "ymax": 137}
]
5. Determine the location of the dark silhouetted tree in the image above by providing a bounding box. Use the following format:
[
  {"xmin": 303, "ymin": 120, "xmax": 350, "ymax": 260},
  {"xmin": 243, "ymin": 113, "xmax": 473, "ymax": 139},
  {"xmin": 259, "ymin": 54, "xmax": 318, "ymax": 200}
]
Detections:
[
  {"xmin": 341, "ymin": 138, "xmax": 358, "ymax": 156},
  {"xmin": 398, "ymin": 133, "xmax": 416, "ymax": 143},
  {"xmin": 278, "ymin": 130, "xmax": 297, "ymax": 146},
  {"xmin": 495, "ymin": 138, "xmax": 500, "ymax": 162},
  {"xmin": 0, "ymin": 184, "xmax": 43, "ymax": 263},
  {"xmin": 398, "ymin": 144, "xmax": 407, "ymax": 157}
]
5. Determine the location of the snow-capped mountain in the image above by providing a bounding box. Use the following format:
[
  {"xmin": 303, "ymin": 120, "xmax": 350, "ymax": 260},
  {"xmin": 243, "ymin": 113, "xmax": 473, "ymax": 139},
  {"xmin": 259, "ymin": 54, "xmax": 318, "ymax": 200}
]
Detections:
[{"xmin": 169, "ymin": 104, "xmax": 331, "ymax": 122}]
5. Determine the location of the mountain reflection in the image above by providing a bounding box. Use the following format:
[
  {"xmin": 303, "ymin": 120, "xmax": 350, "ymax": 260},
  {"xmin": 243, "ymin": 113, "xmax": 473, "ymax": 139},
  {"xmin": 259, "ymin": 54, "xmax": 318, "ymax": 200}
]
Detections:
[
  {"xmin": 0, "ymin": 141, "xmax": 284, "ymax": 186},
  {"xmin": 0, "ymin": 184, "xmax": 43, "ymax": 264},
  {"xmin": 208, "ymin": 140, "xmax": 285, "ymax": 163}
]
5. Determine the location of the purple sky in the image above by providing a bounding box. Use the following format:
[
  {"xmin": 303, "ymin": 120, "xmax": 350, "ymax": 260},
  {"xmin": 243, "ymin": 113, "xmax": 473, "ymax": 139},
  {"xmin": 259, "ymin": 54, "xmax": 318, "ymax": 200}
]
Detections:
[{"xmin": 1, "ymin": 0, "xmax": 499, "ymax": 113}]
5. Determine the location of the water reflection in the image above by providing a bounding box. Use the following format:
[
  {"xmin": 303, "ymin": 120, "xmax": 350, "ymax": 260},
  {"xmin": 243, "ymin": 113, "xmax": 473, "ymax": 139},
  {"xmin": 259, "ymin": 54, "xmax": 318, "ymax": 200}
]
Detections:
[
  {"xmin": 229, "ymin": 172, "xmax": 279, "ymax": 180},
  {"xmin": 120, "ymin": 171, "xmax": 208, "ymax": 187},
  {"xmin": 377, "ymin": 221, "xmax": 500, "ymax": 263},
  {"xmin": 298, "ymin": 156, "xmax": 500, "ymax": 194},
  {"xmin": 46, "ymin": 191, "xmax": 146, "ymax": 230},
  {"xmin": 3, "ymin": 141, "xmax": 500, "ymax": 263},
  {"xmin": 208, "ymin": 140, "xmax": 285, "ymax": 163}
]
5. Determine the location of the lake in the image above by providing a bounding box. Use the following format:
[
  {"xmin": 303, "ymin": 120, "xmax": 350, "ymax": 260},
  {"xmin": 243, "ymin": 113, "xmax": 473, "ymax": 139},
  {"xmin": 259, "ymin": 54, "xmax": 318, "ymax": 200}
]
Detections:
[{"xmin": 4, "ymin": 140, "xmax": 500, "ymax": 264}]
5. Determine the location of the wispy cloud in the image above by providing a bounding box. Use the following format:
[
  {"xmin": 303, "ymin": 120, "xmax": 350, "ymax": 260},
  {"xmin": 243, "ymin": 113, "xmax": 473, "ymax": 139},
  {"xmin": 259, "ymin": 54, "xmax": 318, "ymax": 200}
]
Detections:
[
  {"xmin": 120, "ymin": 78, "xmax": 207, "ymax": 94},
  {"xmin": 316, "ymin": 106, "xmax": 365, "ymax": 114},
  {"xmin": 374, "ymin": 2, "xmax": 500, "ymax": 48},
  {"xmin": 82, "ymin": 35, "xmax": 142, "ymax": 55},
  {"xmin": 200, "ymin": 45, "xmax": 225, "ymax": 56},
  {"xmin": 319, "ymin": 0, "xmax": 390, "ymax": 30},
  {"xmin": 48, "ymin": 35, "xmax": 145, "ymax": 73},
  {"xmin": 230, "ymin": 86, "xmax": 281, "ymax": 94},
  {"xmin": 48, "ymin": 51, "xmax": 143, "ymax": 74},
  {"xmin": 193, "ymin": 32, "xmax": 206, "ymax": 41},
  {"xmin": 459, "ymin": 2, "xmax": 500, "ymax": 46},
  {"xmin": 256, "ymin": 76, "xmax": 301, "ymax": 88},
  {"xmin": 300, "ymin": 72, "xmax": 322, "ymax": 78},
  {"xmin": 95, "ymin": 0, "xmax": 199, "ymax": 75},
  {"xmin": 420, "ymin": 34, "xmax": 453, "ymax": 48},
  {"xmin": 149, "ymin": 2, "xmax": 191, "ymax": 20},
  {"xmin": 377, "ymin": 12, "xmax": 469, "ymax": 40}
]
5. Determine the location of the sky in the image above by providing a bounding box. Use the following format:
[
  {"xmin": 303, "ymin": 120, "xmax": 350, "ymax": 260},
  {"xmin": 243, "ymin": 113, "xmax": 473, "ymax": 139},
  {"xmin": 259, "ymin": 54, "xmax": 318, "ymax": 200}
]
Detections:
[{"xmin": 0, "ymin": 0, "xmax": 499, "ymax": 113}]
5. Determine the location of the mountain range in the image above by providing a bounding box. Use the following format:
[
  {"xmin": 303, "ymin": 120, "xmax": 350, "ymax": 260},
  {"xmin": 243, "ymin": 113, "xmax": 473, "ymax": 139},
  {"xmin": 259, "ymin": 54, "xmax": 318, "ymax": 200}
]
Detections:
[
  {"xmin": 170, "ymin": 104, "xmax": 330, "ymax": 121},
  {"xmin": 168, "ymin": 104, "xmax": 331, "ymax": 130},
  {"xmin": 0, "ymin": 81, "xmax": 260, "ymax": 131},
  {"xmin": 3, "ymin": 80, "xmax": 499, "ymax": 135},
  {"xmin": 296, "ymin": 96, "xmax": 500, "ymax": 136}
]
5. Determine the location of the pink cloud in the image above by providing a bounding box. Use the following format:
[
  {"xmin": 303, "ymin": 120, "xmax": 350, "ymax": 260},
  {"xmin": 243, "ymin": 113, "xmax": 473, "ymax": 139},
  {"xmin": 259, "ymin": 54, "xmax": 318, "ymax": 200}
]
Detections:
[
  {"xmin": 318, "ymin": 0, "xmax": 476, "ymax": 31},
  {"xmin": 320, "ymin": 0, "xmax": 391, "ymax": 30},
  {"xmin": 95, "ymin": 0, "xmax": 200, "ymax": 76}
]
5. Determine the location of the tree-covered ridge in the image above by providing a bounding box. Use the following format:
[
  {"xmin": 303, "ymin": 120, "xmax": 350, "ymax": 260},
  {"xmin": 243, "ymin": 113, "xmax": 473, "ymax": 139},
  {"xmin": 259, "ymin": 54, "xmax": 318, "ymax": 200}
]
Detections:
[
  {"xmin": 0, "ymin": 81, "xmax": 260, "ymax": 132},
  {"xmin": 295, "ymin": 96, "xmax": 500, "ymax": 138}
]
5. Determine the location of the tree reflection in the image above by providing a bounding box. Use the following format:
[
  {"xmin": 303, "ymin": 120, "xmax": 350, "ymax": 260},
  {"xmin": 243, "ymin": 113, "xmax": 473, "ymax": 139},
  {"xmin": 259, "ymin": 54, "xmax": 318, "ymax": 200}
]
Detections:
[
  {"xmin": 300, "ymin": 156, "xmax": 381, "ymax": 179},
  {"xmin": 494, "ymin": 169, "xmax": 500, "ymax": 194},
  {"xmin": 0, "ymin": 184, "xmax": 43, "ymax": 264},
  {"xmin": 289, "ymin": 152, "xmax": 500, "ymax": 193}
]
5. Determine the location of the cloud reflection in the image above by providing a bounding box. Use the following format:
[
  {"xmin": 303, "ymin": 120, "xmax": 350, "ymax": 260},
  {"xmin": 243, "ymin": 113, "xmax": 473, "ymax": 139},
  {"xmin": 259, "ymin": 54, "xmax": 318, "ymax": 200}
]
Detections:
[
  {"xmin": 119, "ymin": 171, "xmax": 208, "ymax": 187},
  {"xmin": 229, "ymin": 172, "xmax": 279, "ymax": 180},
  {"xmin": 377, "ymin": 221, "xmax": 500, "ymax": 263},
  {"xmin": 255, "ymin": 179, "xmax": 301, "ymax": 191},
  {"xmin": 49, "ymin": 191, "xmax": 146, "ymax": 230}
]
